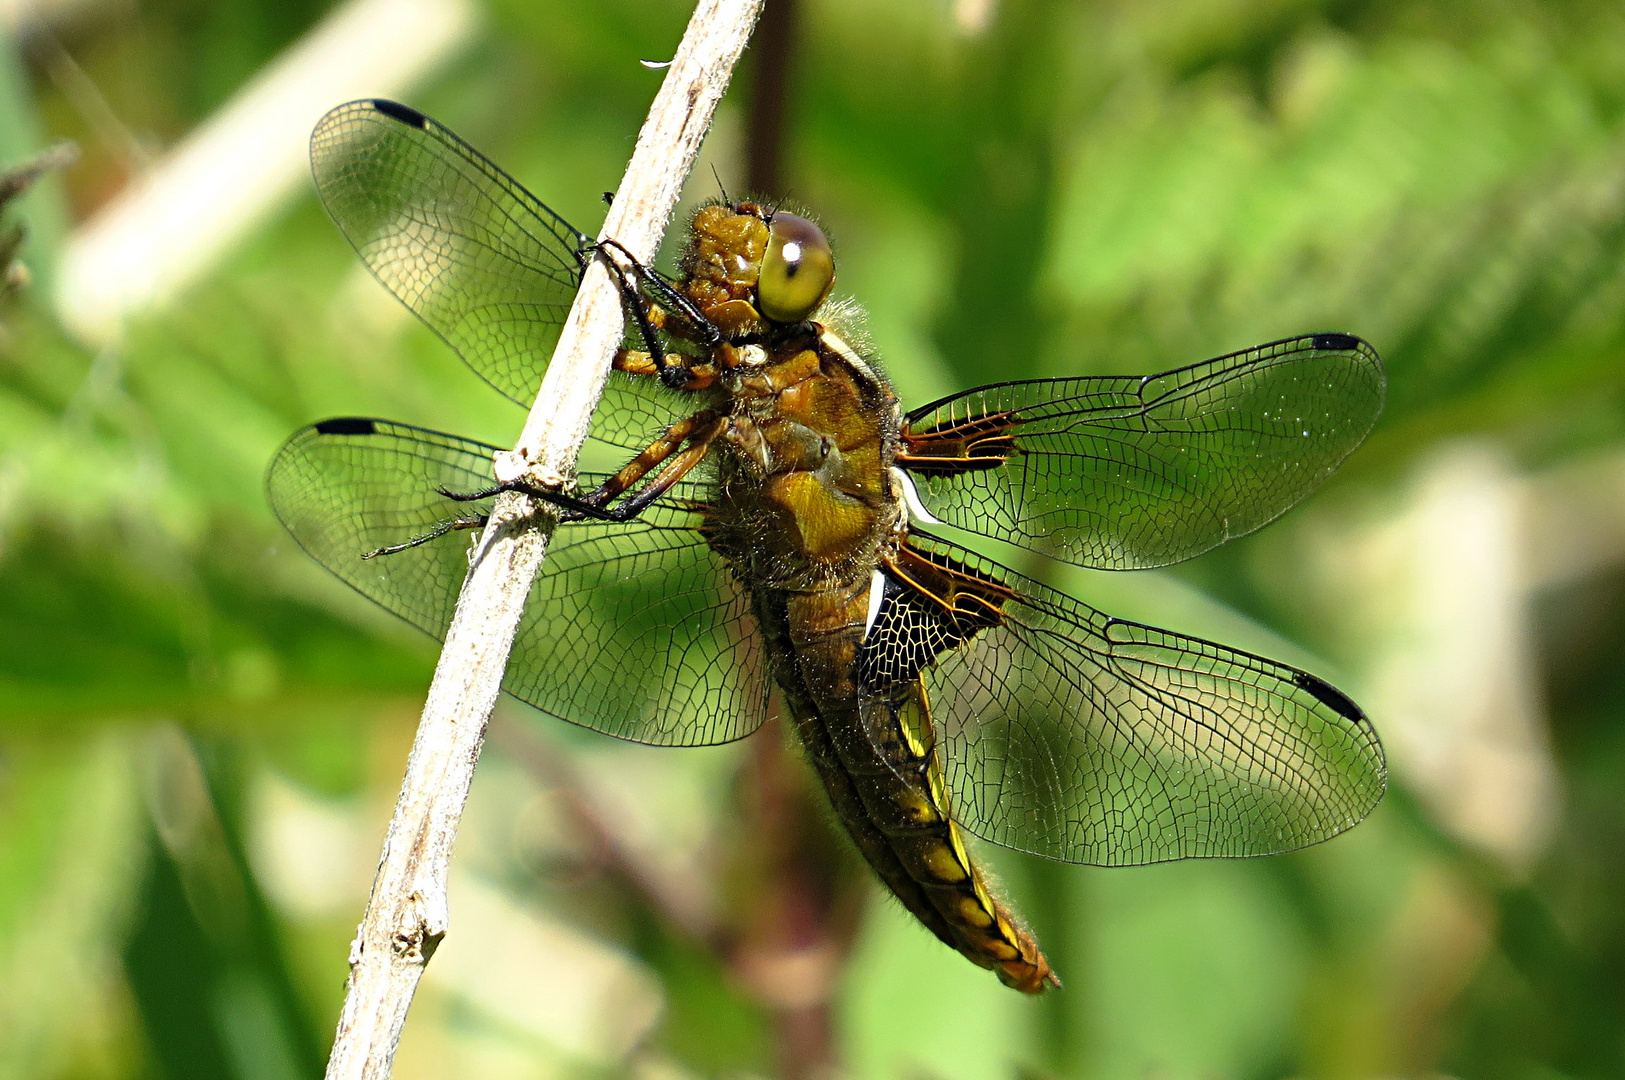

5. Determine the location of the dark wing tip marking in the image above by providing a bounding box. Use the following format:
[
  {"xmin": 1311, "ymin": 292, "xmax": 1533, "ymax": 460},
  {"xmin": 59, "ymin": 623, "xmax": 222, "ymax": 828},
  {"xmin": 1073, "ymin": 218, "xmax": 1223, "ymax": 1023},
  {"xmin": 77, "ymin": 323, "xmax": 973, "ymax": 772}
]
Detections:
[
  {"xmin": 369, "ymin": 99, "xmax": 428, "ymax": 129},
  {"xmin": 1292, "ymin": 670, "xmax": 1365, "ymax": 722},
  {"xmin": 313, "ymin": 417, "xmax": 378, "ymax": 436},
  {"xmin": 1311, "ymin": 332, "xmax": 1362, "ymax": 352}
]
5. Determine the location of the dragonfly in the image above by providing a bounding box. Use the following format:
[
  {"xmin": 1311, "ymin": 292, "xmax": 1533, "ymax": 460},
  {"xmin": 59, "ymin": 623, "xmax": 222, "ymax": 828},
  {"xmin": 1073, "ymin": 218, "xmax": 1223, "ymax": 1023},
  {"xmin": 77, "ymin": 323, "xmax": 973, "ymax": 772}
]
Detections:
[{"xmin": 268, "ymin": 99, "xmax": 1387, "ymax": 993}]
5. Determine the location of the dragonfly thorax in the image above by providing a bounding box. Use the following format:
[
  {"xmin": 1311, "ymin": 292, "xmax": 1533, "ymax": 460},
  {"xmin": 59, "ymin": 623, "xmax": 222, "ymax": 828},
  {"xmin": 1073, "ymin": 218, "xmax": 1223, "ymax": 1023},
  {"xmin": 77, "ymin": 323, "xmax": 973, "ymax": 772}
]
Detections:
[{"xmin": 709, "ymin": 329, "xmax": 902, "ymax": 588}]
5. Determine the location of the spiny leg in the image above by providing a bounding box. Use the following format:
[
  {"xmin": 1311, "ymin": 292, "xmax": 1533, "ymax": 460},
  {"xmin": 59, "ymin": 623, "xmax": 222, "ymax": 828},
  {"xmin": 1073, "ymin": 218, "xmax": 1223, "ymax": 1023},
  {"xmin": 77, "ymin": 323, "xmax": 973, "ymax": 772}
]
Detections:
[
  {"xmin": 582, "ymin": 409, "xmax": 722, "ymax": 507},
  {"xmin": 614, "ymin": 348, "xmax": 718, "ymax": 389},
  {"xmin": 438, "ymin": 410, "xmax": 727, "ymax": 524},
  {"xmin": 597, "ymin": 237, "xmax": 720, "ymax": 347},
  {"xmin": 583, "ymin": 414, "xmax": 726, "ymax": 521},
  {"xmin": 362, "ymin": 513, "xmax": 489, "ymax": 559},
  {"xmin": 593, "ymin": 241, "xmax": 720, "ymax": 390},
  {"xmin": 599, "ymin": 251, "xmax": 680, "ymax": 385}
]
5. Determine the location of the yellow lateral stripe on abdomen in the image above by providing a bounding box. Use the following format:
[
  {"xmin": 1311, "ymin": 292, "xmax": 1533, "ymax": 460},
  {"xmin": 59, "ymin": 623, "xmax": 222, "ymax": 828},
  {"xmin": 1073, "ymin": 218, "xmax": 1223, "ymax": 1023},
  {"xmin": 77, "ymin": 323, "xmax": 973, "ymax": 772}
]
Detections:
[
  {"xmin": 769, "ymin": 584, "xmax": 1057, "ymax": 993},
  {"xmin": 848, "ymin": 681, "xmax": 1058, "ymax": 993}
]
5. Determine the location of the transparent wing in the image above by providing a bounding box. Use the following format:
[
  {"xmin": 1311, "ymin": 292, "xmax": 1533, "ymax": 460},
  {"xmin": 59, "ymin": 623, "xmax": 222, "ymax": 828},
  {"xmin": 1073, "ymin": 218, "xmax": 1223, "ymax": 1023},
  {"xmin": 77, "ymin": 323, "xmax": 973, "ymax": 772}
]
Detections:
[
  {"xmin": 860, "ymin": 531, "xmax": 1385, "ymax": 865},
  {"xmin": 899, "ymin": 334, "xmax": 1385, "ymax": 569},
  {"xmin": 310, "ymin": 99, "xmax": 679, "ymax": 451},
  {"xmin": 266, "ymin": 418, "xmax": 768, "ymax": 746}
]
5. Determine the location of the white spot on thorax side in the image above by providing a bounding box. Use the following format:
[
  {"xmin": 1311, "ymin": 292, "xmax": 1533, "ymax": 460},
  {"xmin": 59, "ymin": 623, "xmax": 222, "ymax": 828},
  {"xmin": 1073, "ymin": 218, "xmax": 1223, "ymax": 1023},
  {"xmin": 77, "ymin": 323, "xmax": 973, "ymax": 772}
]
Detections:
[
  {"xmin": 738, "ymin": 344, "xmax": 768, "ymax": 367},
  {"xmin": 891, "ymin": 466, "xmax": 942, "ymax": 525},
  {"xmin": 863, "ymin": 568, "xmax": 887, "ymax": 641}
]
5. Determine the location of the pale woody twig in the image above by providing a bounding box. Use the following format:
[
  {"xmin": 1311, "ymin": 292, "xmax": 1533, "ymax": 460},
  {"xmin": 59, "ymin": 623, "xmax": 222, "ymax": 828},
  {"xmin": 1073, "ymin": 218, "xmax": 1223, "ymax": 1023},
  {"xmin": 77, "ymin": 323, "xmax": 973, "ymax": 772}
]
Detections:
[{"xmin": 321, "ymin": 3, "xmax": 765, "ymax": 1077}]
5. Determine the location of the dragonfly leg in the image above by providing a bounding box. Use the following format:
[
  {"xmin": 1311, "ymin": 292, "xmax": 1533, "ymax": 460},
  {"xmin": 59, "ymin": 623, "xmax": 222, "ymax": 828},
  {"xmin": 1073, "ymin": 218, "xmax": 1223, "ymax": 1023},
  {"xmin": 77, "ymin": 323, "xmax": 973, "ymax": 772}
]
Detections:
[
  {"xmin": 559, "ymin": 409, "xmax": 725, "ymax": 521},
  {"xmin": 613, "ymin": 349, "xmax": 659, "ymax": 376},
  {"xmin": 597, "ymin": 237, "xmax": 721, "ymax": 348},
  {"xmin": 594, "ymin": 243, "xmax": 718, "ymax": 391},
  {"xmin": 431, "ymin": 481, "xmax": 618, "ymax": 525},
  {"xmin": 437, "ymin": 410, "xmax": 726, "ymax": 525},
  {"xmin": 598, "ymin": 251, "xmax": 683, "ymax": 386},
  {"xmin": 362, "ymin": 513, "xmax": 489, "ymax": 559},
  {"xmin": 584, "ymin": 413, "xmax": 726, "ymax": 521},
  {"xmin": 616, "ymin": 349, "xmax": 718, "ymax": 389}
]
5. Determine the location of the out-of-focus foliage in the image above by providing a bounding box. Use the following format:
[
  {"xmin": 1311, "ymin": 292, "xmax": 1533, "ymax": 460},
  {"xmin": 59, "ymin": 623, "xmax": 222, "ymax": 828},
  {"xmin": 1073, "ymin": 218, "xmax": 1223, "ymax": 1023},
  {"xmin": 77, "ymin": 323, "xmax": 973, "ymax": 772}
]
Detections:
[{"xmin": 4, "ymin": 0, "xmax": 1625, "ymax": 1077}]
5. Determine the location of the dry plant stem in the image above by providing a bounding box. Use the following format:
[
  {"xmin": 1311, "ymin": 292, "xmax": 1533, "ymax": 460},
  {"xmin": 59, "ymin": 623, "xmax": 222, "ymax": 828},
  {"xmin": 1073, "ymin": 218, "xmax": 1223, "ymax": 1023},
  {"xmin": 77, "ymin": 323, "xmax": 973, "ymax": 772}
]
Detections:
[{"xmin": 322, "ymin": 3, "xmax": 763, "ymax": 1078}]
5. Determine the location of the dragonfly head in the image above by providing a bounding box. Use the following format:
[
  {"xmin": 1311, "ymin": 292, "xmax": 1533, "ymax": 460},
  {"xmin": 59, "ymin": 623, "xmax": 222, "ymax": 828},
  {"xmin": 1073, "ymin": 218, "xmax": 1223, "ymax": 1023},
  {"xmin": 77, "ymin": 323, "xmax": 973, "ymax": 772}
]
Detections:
[{"xmin": 680, "ymin": 201, "xmax": 835, "ymax": 338}]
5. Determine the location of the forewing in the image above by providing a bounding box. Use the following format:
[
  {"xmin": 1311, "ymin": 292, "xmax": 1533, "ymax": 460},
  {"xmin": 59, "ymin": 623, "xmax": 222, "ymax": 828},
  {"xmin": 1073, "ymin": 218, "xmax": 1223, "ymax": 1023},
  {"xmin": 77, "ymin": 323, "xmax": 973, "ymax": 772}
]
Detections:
[
  {"xmin": 266, "ymin": 418, "xmax": 768, "ymax": 746},
  {"xmin": 310, "ymin": 100, "xmax": 676, "ymax": 451},
  {"xmin": 899, "ymin": 334, "xmax": 1384, "ymax": 569},
  {"xmin": 867, "ymin": 532, "xmax": 1385, "ymax": 865}
]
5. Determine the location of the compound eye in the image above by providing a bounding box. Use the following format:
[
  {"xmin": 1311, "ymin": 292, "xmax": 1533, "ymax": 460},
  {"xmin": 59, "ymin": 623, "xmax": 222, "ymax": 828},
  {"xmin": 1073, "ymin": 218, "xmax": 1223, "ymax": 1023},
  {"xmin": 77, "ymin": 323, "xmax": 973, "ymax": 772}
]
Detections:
[{"xmin": 758, "ymin": 212, "xmax": 834, "ymax": 323}]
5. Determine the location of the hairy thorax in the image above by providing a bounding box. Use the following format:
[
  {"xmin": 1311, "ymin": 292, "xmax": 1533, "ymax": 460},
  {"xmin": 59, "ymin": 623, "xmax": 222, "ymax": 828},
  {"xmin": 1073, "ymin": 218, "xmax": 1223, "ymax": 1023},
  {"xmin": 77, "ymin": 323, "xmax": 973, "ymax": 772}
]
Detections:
[{"xmin": 707, "ymin": 324, "xmax": 904, "ymax": 593}]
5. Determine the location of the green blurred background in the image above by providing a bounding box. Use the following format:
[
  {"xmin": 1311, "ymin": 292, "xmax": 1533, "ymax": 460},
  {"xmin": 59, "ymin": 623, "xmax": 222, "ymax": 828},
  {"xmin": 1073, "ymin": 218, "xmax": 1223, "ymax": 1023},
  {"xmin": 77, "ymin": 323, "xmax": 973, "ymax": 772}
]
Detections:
[{"xmin": 5, "ymin": 0, "xmax": 1625, "ymax": 1077}]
